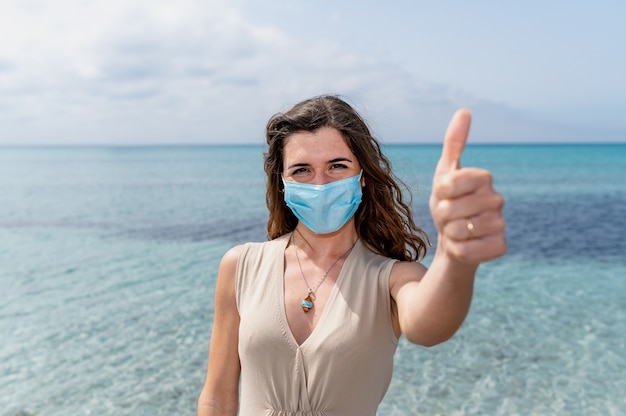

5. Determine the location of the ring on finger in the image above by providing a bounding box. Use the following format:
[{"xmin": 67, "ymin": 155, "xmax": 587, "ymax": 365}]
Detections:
[{"xmin": 466, "ymin": 218, "xmax": 475, "ymax": 240}]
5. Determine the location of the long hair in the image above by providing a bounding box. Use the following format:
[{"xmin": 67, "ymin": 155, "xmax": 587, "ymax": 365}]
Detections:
[{"xmin": 264, "ymin": 95, "xmax": 430, "ymax": 262}]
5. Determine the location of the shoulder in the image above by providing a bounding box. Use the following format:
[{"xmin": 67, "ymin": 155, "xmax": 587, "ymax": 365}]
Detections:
[
  {"xmin": 358, "ymin": 241, "xmax": 397, "ymax": 266},
  {"xmin": 216, "ymin": 243, "xmax": 254, "ymax": 291},
  {"xmin": 389, "ymin": 260, "xmax": 428, "ymax": 294},
  {"xmin": 240, "ymin": 234, "xmax": 290, "ymax": 261},
  {"xmin": 216, "ymin": 243, "xmax": 259, "ymax": 311},
  {"xmin": 215, "ymin": 245, "xmax": 246, "ymax": 290},
  {"xmin": 223, "ymin": 235, "xmax": 290, "ymax": 282},
  {"xmin": 354, "ymin": 243, "xmax": 401, "ymax": 292},
  {"xmin": 356, "ymin": 242, "xmax": 427, "ymax": 286},
  {"xmin": 221, "ymin": 244, "xmax": 245, "ymax": 265},
  {"xmin": 220, "ymin": 235, "xmax": 285, "ymax": 266},
  {"xmin": 218, "ymin": 243, "xmax": 253, "ymax": 278}
]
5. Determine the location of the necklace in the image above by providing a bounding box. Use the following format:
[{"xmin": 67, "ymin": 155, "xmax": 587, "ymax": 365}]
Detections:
[{"xmin": 292, "ymin": 232, "xmax": 357, "ymax": 313}]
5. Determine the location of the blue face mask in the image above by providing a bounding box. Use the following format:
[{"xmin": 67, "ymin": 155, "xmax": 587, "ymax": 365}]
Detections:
[{"xmin": 282, "ymin": 171, "xmax": 363, "ymax": 234}]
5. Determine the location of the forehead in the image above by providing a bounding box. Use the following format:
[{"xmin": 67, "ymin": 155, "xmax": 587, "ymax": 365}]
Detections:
[{"xmin": 283, "ymin": 127, "xmax": 355, "ymax": 164}]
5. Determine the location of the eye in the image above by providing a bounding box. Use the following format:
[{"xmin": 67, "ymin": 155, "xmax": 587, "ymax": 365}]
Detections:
[
  {"xmin": 329, "ymin": 163, "xmax": 348, "ymax": 171},
  {"xmin": 292, "ymin": 167, "xmax": 310, "ymax": 175}
]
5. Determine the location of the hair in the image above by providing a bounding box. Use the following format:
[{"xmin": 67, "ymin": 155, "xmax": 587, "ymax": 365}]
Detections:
[{"xmin": 264, "ymin": 94, "xmax": 430, "ymax": 262}]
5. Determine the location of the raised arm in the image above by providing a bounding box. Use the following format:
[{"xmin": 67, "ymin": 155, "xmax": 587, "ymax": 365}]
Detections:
[
  {"xmin": 390, "ymin": 109, "xmax": 506, "ymax": 346},
  {"xmin": 198, "ymin": 246, "xmax": 242, "ymax": 416}
]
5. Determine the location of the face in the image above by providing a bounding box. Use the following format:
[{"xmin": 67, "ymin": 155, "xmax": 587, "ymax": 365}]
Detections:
[{"xmin": 282, "ymin": 127, "xmax": 362, "ymax": 185}]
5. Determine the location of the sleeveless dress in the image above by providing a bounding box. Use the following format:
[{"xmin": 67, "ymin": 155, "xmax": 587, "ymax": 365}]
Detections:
[{"xmin": 236, "ymin": 233, "xmax": 399, "ymax": 416}]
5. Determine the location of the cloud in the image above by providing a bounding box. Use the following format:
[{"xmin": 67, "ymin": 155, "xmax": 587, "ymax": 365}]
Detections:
[{"xmin": 1, "ymin": 0, "xmax": 615, "ymax": 144}]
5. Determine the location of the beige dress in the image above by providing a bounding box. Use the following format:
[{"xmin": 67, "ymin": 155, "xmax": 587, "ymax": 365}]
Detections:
[{"xmin": 236, "ymin": 233, "xmax": 399, "ymax": 416}]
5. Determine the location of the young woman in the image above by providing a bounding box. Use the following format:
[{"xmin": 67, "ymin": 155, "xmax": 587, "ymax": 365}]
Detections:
[{"xmin": 198, "ymin": 95, "xmax": 506, "ymax": 415}]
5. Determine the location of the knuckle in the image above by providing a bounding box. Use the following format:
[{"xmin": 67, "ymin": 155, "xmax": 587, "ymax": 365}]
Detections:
[
  {"xmin": 481, "ymin": 169, "xmax": 494, "ymax": 185},
  {"xmin": 436, "ymin": 199, "xmax": 453, "ymax": 219},
  {"xmin": 496, "ymin": 216, "xmax": 507, "ymax": 232},
  {"xmin": 494, "ymin": 193, "xmax": 505, "ymax": 208},
  {"xmin": 434, "ymin": 175, "xmax": 454, "ymax": 198},
  {"xmin": 450, "ymin": 242, "xmax": 472, "ymax": 261},
  {"xmin": 470, "ymin": 167, "xmax": 491, "ymax": 182}
]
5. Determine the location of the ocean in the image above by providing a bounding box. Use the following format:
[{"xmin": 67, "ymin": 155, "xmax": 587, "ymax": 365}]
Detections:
[{"xmin": 1, "ymin": 144, "xmax": 625, "ymax": 415}]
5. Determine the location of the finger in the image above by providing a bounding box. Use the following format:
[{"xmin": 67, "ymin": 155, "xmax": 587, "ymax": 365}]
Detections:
[
  {"xmin": 433, "ymin": 191, "xmax": 504, "ymax": 223},
  {"xmin": 442, "ymin": 210, "xmax": 506, "ymax": 241},
  {"xmin": 434, "ymin": 167, "xmax": 493, "ymax": 199},
  {"xmin": 443, "ymin": 234, "xmax": 507, "ymax": 264},
  {"xmin": 435, "ymin": 108, "xmax": 472, "ymax": 177}
]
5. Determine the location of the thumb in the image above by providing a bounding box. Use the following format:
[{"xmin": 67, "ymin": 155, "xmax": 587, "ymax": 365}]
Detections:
[{"xmin": 435, "ymin": 108, "xmax": 472, "ymax": 177}]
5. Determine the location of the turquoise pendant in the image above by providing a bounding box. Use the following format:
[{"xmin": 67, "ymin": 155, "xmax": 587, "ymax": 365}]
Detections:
[{"xmin": 301, "ymin": 295, "xmax": 313, "ymax": 313}]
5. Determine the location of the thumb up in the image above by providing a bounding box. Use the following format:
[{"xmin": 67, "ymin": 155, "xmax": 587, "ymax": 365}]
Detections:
[{"xmin": 429, "ymin": 109, "xmax": 507, "ymax": 264}]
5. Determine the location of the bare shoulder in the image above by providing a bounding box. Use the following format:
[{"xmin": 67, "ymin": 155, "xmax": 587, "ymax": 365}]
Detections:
[
  {"xmin": 214, "ymin": 244, "xmax": 247, "ymax": 299},
  {"xmin": 389, "ymin": 260, "xmax": 428, "ymax": 295},
  {"xmin": 220, "ymin": 244, "xmax": 246, "ymax": 269}
]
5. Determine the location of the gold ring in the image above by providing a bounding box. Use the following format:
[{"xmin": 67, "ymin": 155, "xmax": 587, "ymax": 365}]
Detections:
[{"xmin": 466, "ymin": 218, "xmax": 475, "ymax": 239}]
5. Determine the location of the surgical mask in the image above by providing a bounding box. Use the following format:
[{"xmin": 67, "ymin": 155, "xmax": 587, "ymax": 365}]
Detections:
[{"xmin": 282, "ymin": 171, "xmax": 363, "ymax": 234}]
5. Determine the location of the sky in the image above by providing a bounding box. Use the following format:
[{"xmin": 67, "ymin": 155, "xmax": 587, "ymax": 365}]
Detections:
[{"xmin": 0, "ymin": 0, "xmax": 625, "ymax": 145}]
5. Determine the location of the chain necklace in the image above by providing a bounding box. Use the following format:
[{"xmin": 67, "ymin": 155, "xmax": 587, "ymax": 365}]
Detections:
[{"xmin": 292, "ymin": 232, "xmax": 357, "ymax": 313}]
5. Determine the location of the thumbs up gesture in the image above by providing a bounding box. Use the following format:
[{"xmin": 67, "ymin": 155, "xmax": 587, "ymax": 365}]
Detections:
[{"xmin": 429, "ymin": 109, "xmax": 507, "ymax": 264}]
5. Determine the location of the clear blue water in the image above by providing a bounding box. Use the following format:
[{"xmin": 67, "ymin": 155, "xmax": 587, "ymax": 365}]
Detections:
[{"xmin": 1, "ymin": 144, "xmax": 625, "ymax": 415}]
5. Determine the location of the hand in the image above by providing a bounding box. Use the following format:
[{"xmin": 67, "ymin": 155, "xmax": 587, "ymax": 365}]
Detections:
[{"xmin": 429, "ymin": 109, "xmax": 506, "ymax": 264}]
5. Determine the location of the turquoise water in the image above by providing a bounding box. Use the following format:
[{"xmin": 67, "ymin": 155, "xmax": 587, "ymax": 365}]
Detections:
[{"xmin": 1, "ymin": 144, "xmax": 625, "ymax": 415}]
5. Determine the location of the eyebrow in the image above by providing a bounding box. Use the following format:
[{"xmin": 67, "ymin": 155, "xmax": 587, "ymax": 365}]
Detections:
[
  {"xmin": 286, "ymin": 157, "xmax": 353, "ymax": 170},
  {"xmin": 329, "ymin": 157, "xmax": 353, "ymax": 164}
]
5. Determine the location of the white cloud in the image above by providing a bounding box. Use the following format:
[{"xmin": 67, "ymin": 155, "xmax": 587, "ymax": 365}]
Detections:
[{"xmin": 0, "ymin": 0, "xmax": 617, "ymax": 144}]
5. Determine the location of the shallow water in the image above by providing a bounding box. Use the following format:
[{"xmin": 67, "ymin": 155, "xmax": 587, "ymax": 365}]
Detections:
[{"xmin": 1, "ymin": 144, "xmax": 625, "ymax": 415}]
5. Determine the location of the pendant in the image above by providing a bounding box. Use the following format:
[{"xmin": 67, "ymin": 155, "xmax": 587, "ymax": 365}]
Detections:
[{"xmin": 301, "ymin": 294, "xmax": 314, "ymax": 313}]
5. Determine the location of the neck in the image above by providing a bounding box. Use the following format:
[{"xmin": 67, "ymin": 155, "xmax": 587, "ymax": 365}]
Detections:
[{"xmin": 293, "ymin": 224, "xmax": 358, "ymax": 259}]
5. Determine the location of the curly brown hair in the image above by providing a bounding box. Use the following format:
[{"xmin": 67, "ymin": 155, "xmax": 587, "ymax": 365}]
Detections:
[{"xmin": 264, "ymin": 95, "xmax": 430, "ymax": 262}]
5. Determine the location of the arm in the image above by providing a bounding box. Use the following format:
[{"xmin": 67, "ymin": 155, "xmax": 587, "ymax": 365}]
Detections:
[
  {"xmin": 198, "ymin": 246, "xmax": 242, "ymax": 416},
  {"xmin": 390, "ymin": 246, "xmax": 478, "ymax": 346},
  {"xmin": 391, "ymin": 109, "xmax": 506, "ymax": 346}
]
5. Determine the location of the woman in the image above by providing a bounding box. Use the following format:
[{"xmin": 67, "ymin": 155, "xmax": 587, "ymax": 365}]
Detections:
[{"xmin": 198, "ymin": 95, "xmax": 506, "ymax": 415}]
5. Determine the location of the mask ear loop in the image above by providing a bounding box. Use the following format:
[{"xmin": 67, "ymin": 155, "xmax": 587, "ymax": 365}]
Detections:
[{"xmin": 279, "ymin": 175, "xmax": 286, "ymax": 193}]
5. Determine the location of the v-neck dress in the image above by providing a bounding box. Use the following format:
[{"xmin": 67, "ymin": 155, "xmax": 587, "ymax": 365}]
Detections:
[{"xmin": 236, "ymin": 233, "xmax": 399, "ymax": 416}]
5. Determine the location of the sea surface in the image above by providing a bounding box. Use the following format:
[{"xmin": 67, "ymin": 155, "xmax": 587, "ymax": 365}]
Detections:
[{"xmin": 1, "ymin": 144, "xmax": 625, "ymax": 415}]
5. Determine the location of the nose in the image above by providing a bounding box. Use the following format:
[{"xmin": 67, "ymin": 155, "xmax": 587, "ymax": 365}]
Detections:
[{"xmin": 311, "ymin": 171, "xmax": 333, "ymax": 185}]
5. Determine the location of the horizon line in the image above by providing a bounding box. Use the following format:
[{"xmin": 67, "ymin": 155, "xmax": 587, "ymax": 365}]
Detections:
[{"xmin": 1, "ymin": 141, "xmax": 625, "ymax": 148}]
